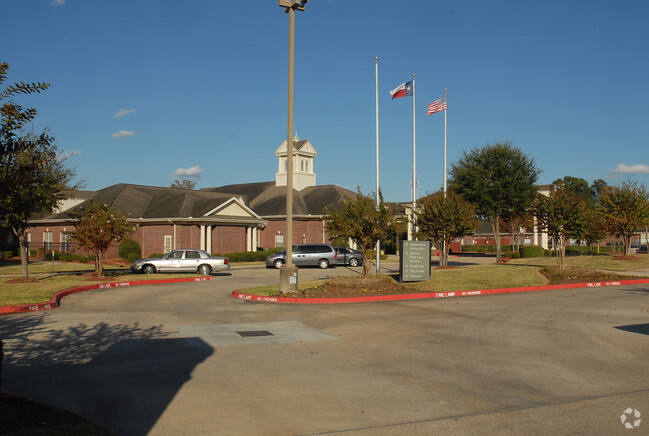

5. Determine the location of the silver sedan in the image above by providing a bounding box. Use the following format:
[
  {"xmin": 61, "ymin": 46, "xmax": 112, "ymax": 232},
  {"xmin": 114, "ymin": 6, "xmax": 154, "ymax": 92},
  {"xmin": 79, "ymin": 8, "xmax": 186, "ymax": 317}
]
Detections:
[{"xmin": 130, "ymin": 249, "xmax": 230, "ymax": 275}]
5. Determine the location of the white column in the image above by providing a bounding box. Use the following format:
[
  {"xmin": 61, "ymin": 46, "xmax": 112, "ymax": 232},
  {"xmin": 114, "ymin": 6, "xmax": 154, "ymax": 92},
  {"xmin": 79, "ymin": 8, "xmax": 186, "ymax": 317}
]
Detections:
[
  {"xmin": 200, "ymin": 225, "xmax": 206, "ymax": 251},
  {"xmin": 206, "ymin": 225, "xmax": 212, "ymax": 254},
  {"xmin": 541, "ymin": 231, "xmax": 549, "ymax": 250},
  {"xmin": 246, "ymin": 227, "xmax": 252, "ymax": 252},
  {"xmin": 533, "ymin": 216, "xmax": 539, "ymax": 246},
  {"xmin": 252, "ymin": 227, "xmax": 258, "ymax": 251}
]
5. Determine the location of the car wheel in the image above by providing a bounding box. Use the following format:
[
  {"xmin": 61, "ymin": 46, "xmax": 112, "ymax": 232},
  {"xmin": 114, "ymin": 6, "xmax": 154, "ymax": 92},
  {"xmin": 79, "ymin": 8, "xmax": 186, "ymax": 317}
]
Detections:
[
  {"xmin": 198, "ymin": 264, "xmax": 212, "ymax": 275},
  {"xmin": 349, "ymin": 258, "xmax": 359, "ymax": 267},
  {"xmin": 274, "ymin": 259, "xmax": 284, "ymax": 269},
  {"xmin": 143, "ymin": 265, "xmax": 156, "ymax": 274},
  {"xmin": 318, "ymin": 259, "xmax": 329, "ymax": 269}
]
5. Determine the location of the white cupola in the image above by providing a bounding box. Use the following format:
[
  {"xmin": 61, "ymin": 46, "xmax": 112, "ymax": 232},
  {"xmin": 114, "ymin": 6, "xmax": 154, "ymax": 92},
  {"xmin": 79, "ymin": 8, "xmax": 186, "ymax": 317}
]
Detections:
[{"xmin": 275, "ymin": 134, "xmax": 317, "ymax": 191}]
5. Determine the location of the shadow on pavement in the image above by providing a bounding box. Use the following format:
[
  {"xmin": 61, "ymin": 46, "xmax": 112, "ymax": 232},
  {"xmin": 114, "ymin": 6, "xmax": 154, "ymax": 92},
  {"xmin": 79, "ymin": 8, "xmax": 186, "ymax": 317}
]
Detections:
[
  {"xmin": 2, "ymin": 318, "xmax": 213, "ymax": 435},
  {"xmin": 615, "ymin": 323, "xmax": 649, "ymax": 336}
]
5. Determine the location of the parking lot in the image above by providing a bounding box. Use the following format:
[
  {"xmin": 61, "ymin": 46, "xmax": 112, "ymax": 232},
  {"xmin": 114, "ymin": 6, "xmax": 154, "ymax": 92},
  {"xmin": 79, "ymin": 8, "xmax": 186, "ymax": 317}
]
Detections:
[{"xmin": 2, "ymin": 263, "xmax": 649, "ymax": 435}]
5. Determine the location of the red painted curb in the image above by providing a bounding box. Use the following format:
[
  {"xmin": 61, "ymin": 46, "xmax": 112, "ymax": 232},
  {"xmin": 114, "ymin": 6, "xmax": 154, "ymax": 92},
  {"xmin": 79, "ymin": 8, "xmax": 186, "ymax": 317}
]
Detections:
[
  {"xmin": 231, "ymin": 277, "xmax": 649, "ymax": 304},
  {"xmin": 0, "ymin": 276, "xmax": 214, "ymax": 315}
]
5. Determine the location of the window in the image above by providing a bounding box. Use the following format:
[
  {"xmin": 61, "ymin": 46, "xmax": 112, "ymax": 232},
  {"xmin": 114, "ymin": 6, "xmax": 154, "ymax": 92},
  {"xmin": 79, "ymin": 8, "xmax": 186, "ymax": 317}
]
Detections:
[
  {"xmin": 284, "ymin": 160, "xmax": 287, "ymax": 172},
  {"xmin": 306, "ymin": 161, "xmax": 309, "ymax": 173},
  {"xmin": 275, "ymin": 233, "xmax": 284, "ymax": 247},
  {"xmin": 301, "ymin": 160, "xmax": 304, "ymax": 171},
  {"xmin": 164, "ymin": 235, "xmax": 172, "ymax": 253},
  {"xmin": 60, "ymin": 233, "xmax": 71, "ymax": 252},
  {"xmin": 186, "ymin": 250, "xmax": 200, "ymax": 259},
  {"xmin": 43, "ymin": 232, "xmax": 54, "ymax": 251}
]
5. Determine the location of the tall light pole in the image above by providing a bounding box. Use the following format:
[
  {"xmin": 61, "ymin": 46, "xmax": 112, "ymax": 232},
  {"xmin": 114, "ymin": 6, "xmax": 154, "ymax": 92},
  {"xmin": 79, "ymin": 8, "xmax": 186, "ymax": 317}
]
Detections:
[{"xmin": 278, "ymin": 0, "xmax": 307, "ymax": 293}]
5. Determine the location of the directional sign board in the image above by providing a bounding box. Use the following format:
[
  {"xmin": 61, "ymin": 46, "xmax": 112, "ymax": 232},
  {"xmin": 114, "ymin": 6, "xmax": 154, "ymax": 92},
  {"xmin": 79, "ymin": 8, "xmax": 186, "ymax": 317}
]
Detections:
[{"xmin": 399, "ymin": 240, "xmax": 431, "ymax": 282}]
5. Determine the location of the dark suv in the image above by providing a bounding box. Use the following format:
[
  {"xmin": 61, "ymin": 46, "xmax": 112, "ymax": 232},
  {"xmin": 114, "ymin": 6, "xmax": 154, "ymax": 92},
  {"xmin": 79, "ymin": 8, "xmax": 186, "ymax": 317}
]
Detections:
[
  {"xmin": 334, "ymin": 247, "xmax": 364, "ymax": 267},
  {"xmin": 265, "ymin": 244, "xmax": 338, "ymax": 269}
]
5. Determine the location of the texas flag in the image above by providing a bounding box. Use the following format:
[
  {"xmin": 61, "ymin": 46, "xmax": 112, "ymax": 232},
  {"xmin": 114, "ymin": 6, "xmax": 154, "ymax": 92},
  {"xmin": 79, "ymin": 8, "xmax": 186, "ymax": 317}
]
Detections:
[{"xmin": 390, "ymin": 81, "xmax": 413, "ymax": 99}]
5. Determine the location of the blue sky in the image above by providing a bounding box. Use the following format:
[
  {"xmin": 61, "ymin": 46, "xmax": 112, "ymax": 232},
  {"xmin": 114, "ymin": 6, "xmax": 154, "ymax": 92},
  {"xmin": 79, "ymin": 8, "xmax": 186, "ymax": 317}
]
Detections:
[{"xmin": 2, "ymin": 0, "xmax": 648, "ymax": 202}]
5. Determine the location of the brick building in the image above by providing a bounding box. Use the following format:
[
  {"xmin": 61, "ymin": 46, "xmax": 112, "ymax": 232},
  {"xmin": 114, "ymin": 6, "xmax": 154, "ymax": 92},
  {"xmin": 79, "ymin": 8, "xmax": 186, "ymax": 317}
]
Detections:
[{"xmin": 10, "ymin": 136, "xmax": 356, "ymax": 258}]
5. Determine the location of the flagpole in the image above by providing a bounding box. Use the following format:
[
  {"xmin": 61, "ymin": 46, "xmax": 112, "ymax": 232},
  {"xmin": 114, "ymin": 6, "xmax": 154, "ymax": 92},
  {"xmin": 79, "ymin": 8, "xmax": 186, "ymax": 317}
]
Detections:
[
  {"xmin": 412, "ymin": 73, "xmax": 416, "ymax": 232},
  {"xmin": 443, "ymin": 88, "xmax": 447, "ymax": 198},
  {"xmin": 442, "ymin": 89, "xmax": 447, "ymax": 265},
  {"xmin": 375, "ymin": 57, "xmax": 380, "ymax": 274}
]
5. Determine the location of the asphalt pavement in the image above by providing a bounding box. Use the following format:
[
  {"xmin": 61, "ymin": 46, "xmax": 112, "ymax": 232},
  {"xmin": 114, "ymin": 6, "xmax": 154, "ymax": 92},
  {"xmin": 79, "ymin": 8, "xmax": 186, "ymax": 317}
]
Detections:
[{"xmin": 1, "ymin": 260, "xmax": 648, "ymax": 435}]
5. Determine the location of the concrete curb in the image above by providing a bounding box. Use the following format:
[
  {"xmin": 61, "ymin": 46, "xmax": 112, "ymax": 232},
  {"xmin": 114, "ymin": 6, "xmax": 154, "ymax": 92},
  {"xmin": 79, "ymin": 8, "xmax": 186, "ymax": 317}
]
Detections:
[
  {"xmin": 0, "ymin": 276, "xmax": 214, "ymax": 315},
  {"xmin": 231, "ymin": 277, "xmax": 649, "ymax": 304}
]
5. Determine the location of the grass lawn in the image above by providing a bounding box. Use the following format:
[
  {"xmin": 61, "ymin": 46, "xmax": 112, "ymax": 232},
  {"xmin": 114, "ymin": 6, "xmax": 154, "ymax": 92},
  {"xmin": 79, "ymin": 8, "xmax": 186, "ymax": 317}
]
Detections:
[
  {"xmin": 2, "ymin": 254, "xmax": 648, "ymax": 305},
  {"xmin": 507, "ymin": 253, "xmax": 649, "ymax": 271},
  {"xmin": 246, "ymin": 253, "xmax": 649, "ymax": 298},
  {"xmin": 0, "ymin": 260, "xmax": 207, "ymax": 306}
]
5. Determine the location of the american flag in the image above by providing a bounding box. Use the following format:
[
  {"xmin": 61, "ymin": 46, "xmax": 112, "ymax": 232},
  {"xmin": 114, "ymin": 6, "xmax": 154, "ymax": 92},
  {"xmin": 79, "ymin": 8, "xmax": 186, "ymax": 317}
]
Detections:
[{"xmin": 427, "ymin": 95, "xmax": 447, "ymax": 116}]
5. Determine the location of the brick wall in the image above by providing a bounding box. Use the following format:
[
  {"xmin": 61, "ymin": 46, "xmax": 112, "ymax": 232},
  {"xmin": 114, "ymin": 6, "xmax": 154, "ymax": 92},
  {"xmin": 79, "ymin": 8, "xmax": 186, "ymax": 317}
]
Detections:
[
  {"xmin": 211, "ymin": 226, "xmax": 245, "ymax": 254},
  {"xmin": 259, "ymin": 218, "xmax": 331, "ymax": 249}
]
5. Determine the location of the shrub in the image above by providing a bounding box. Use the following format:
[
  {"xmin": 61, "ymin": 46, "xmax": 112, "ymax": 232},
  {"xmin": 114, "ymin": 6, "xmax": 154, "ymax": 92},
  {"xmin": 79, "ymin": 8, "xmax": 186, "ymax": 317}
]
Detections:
[
  {"xmin": 2, "ymin": 251, "xmax": 13, "ymax": 261},
  {"xmin": 87, "ymin": 253, "xmax": 96, "ymax": 261},
  {"xmin": 461, "ymin": 244, "xmax": 497, "ymax": 253},
  {"xmin": 147, "ymin": 253, "xmax": 165, "ymax": 259},
  {"xmin": 45, "ymin": 251, "xmax": 60, "ymax": 261},
  {"xmin": 544, "ymin": 249, "xmax": 552, "ymax": 256},
  {"xmin": 215, "ymin": 249, "xmax": 284, "ymax": 262},
  {"xmin": 519, "ymin": 245, "xmax": 545, "ymax": 258},
  {"xmin": 118, "ymin": 238, "xmax": 142, "ymax": 262},
  {"xmin": 72, "ymin": 254, "xmax": 88, "ymax": 263},
  {"xmin": 29, "ymin": 249, "xmax": 37, "ymax": 257}
]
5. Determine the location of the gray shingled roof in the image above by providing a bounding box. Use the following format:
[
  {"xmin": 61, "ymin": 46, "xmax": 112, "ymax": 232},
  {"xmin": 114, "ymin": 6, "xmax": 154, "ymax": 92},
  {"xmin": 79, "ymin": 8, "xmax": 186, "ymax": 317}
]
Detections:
[
  {"xmin": 50, "ymin": 184, "xmax": 242, "ymax": 219},
  {"xmin": 201, "ymin": 183, "xmax": 357, "ymax": 217},
  {"xmin": 45, "ymin": 182, "xmax": 357, "ymax": 222}
]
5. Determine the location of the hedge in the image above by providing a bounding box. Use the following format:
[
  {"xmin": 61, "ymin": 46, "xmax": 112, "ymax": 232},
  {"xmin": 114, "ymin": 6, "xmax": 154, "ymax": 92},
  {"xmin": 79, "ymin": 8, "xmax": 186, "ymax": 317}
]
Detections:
[
  {"xmin": 519, "ymin": 245, "xmax": 546, "ymax": 258},
  {"xmin": 59, "ymin": 253, "xmax": 88, "ymax": 263},
  {"xmin": 213, "ymin": 248, "xmax": 284, "ymax": 262},
  {"xmin": 460, "ymin": 244, "xmax": 498, "ymax": 253},
  {"xmin": 565, "ymin": 245, "xmax": 614, "ymax": 255}
]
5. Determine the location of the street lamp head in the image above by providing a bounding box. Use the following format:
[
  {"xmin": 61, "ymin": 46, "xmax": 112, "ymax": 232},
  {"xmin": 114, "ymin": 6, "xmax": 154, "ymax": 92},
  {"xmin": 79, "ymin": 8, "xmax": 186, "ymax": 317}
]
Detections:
[{"xmin": 278, "ymin": 0, "xmax": 308, "ymax": 12}]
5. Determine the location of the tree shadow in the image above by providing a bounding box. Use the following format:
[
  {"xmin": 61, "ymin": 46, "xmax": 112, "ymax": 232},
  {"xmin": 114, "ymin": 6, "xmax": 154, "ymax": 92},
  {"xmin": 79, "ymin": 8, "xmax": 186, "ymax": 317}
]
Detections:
[{"xmin": 1, "ymin": 317, "xmax": 212, "ymax": 435}]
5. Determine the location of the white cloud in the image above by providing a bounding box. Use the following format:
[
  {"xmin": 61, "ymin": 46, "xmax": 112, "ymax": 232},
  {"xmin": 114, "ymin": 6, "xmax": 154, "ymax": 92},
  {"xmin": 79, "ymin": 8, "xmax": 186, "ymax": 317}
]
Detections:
[
  {"xmin": 608, "ymin": 163, "xmax": 649, "ymax": 176},
  {"xmin": 173, "ymin": 165, "xmax": 204, "ymax": 178},
  {"xmin": 112, "ymin": 130, "xmax": 135, "ymax": 139},
  {"xmin": 51, "ymin": 0, "xmax": 65, "ymax": 7},
  {"xmin": 115, "ymin": 108, "xmax": 136, "ymax": 119}
]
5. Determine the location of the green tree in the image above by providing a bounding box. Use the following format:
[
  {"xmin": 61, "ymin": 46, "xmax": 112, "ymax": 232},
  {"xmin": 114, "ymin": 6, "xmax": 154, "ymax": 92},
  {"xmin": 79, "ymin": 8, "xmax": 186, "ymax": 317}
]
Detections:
[
  {"xmin": 597, "ymin": 181, "xmax": 649, "ymax": 255},
  {"xmin": 552, "ymin": 176, "xmax": 596, "ymax": 205},
  {"xmin": 534, "ymin": 186, "xmax": 589, "ymax": 270},
  {"xmin": 1, "ymin": 61, "xmax": 50, "ymax": 157},
  {"xmin": 591, "ymin": 179, "xmax": 609, "ymax": 204},
  {"xmin": 170, "ymin": 179, "xmax": 196, "ymax": 190},
  {"xmin": 325, "ymin": 189, "xmax": 400, "ymax": 277},
  {"xmin": 0, "ymin": 130, "xmax": 78, "ymax": 279},
  {"xmin": 416, "ymin": 191, "xmax": 477, "ymax": 267},
  {"xmin": 578, "ymin": 207, "xmax": 606, "ymax": 252},
  {"xmin": 73, "ymin": 201, "xmax": 135, "ymax": 276},
  {"xmin": 449, "ymin": 141, "xmax": 540, "ymax": 263}
]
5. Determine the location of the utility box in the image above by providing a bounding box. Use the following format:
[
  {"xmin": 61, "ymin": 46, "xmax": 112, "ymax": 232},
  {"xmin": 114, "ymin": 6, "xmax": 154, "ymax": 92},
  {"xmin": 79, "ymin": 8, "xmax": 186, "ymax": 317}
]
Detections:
[{"xmin": 279, "ymin": 264, "xmax": 298, "ymax": 293}]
